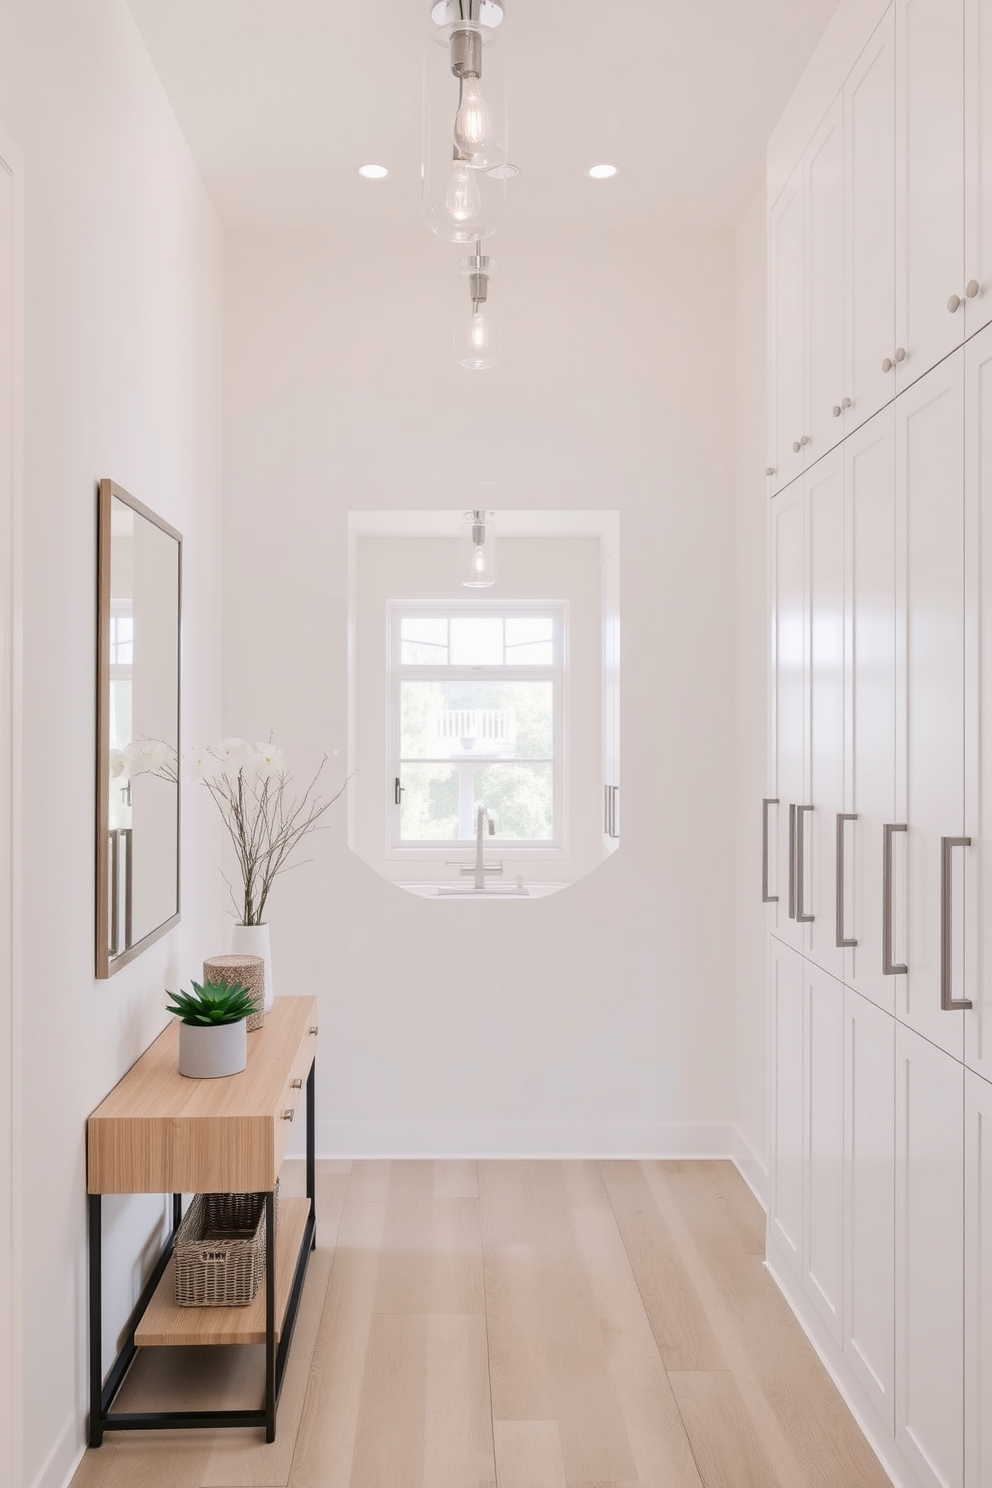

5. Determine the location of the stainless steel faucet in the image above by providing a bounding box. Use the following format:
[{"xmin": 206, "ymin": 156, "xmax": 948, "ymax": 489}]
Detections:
[{"xmin": 445, "ymin": 804, "xmax": 503, "ymax": 889}]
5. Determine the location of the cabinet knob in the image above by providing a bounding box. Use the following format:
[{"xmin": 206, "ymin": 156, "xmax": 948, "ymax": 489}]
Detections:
[
  {"xmin": 882, "ymin": 356, "xmax": 893, "ymax": 373},
  {"xmin": 948, "ymin": 293, "xmax": 962, "ymax": 313},
  {"xmin": 832, "ymin": 405, "xmax": 842, "ymax": 417},
  {"xmin": 842, "ymin": 397, "xmax": 852, "ymax": 409},
  {"xmin": 281, "ymin": 1108, "xmax": 295, "ymax": 1122},
  {"xmin": 800, "ymin": 434, "xmax": 810, "ymax": 447},
  {"xmin": 792, "ymin": 440, "xmax": 801, "ymax": 453},
  {"xmin": 894, "ymin": 347, "xmax": 906, "ymax": 363},
  {"xmin": 765, "ymin": 466, "xmax": 776, "ymax": 476},
  {"xmin": 967, "ymin": 279, "xmax": 981, "ymax": 299}
]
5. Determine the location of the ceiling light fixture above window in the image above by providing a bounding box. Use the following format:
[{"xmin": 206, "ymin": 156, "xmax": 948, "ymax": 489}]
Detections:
[
  {"xmin": 461, "ymin": 509, "xmax": 497, "ymax": 588},
  {"xmin": 358, "ymin": 163, "xmax": 389, "ymax": 178},
  {"xmin": 455, "ymin": 245, "xmax": 500, "ymax": 370}
]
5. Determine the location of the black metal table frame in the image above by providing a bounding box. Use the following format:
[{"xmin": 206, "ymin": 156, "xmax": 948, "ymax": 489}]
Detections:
[{"xmin": 88, "ymin": 1059, "xmax": 316, "ymax": 1446}]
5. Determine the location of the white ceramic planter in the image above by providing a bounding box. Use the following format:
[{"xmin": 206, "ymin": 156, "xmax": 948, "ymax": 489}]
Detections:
[
  {"xmin": 178, "ymin": 1018, "xmax": 247, "ymax": 1079},
  {"xmin": 230, "ymin": 922, "xmax": 274, "ymax": 1011}
]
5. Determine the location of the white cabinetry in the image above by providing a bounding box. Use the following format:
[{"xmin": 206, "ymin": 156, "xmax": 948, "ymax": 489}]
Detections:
[
  {"xmin": 769, "ymin": 482, "xmax": 805, "ymax": 950},
  {"xmin": 807, "ymin": 101, "xmax": 847, "ymax": 461},
  {"xmin": 843, "ymin": 988, "xmax": 895, "ymax": 1431},
  {"xmin": 895, "ymin": 0, "xmax": 966, "ymax": 389},
  {"xmin": 965, "ymin": 1069, "xmax": 992, "ymax": 1488},
  {"xmin": 803, "ymin": 960, "xmax": 845, "ymax": 1344},
  {"xmin": 895, "ymin": 1023, "xmax": 965, "ymax": 1488},
  {"xmin": 601, "ymin": 545, "xmax": 619, "ymax": 852},
  {"xmin": 971, "ymin": 323, "xmax": 992, "ymax": 1079},
  {"xmin": 965, "ymin": 0, "xmax": 992, "ymax": 337},
  {"xmin": 768, "ymin": 166, "xmax": 807, "ymax": 493},
  {"xmin": 769, "ymin": 937, "xmax": 804, "ymax": 1278}
]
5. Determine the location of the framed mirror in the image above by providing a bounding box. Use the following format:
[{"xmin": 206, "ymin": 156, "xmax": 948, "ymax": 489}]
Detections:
[{"xmin": 96, "ymin": 479, "xmax": 182, "ymax": 978}]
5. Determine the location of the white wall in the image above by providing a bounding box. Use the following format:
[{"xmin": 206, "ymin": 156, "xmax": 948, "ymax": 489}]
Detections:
[
  {"xmin": 0, "ymin": 4, "xmax": 225, "ymax": 1485},
  {"xmin": 352, "ymin": 532, "xmax": 603, "ymax": 884},
  {"xmin": 224, "ymin": 223, "xmax": 739, "ymax": 1159},
  {"xmin": 734, "ymin": 189, "xmax": 770, "ymax": 1200}
]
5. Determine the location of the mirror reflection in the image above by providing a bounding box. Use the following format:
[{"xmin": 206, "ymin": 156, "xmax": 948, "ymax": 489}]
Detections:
[{"xmin": 96, "ymin": 480, "xmax": 181, "ymax": 977}]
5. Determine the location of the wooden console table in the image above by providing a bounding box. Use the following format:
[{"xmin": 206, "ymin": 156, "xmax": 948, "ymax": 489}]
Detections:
[{"xmin": 86, "ymin": 996, "xmax": 318, "ymax": 1446}]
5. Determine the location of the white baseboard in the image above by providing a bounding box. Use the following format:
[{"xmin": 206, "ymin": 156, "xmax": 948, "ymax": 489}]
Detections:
[
  {"xmin": 27, "ymin": 1410, "xmax": 83, "ymax": 1488},
  {"xmin": 731, "ymin": 1125, "xmax": 767, "ymax": 1209},
  {"xmin": 764, "ymin": 1237, "xmax": 923, "ymax": 1488},
  {"xmin": 313, "ymin": 1118, "xmax": 739, "ymax": 1159}
]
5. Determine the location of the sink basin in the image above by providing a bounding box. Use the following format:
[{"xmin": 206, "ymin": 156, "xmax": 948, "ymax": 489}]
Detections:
[{"xmin": 434, "ymin": 884, "xmax": 530, "ymax": 897}]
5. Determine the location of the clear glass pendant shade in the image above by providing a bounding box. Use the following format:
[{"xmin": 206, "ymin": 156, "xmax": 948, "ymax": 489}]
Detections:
[
  {"xmin": 423, "ymin": 20, "xmax": 507, "ymax": 242},
  {"xmin": 460, "ymin": 510, "xmax": 497, "ymax": 587},
  {"xmin": 455, "ymin": 254, "xmax": 500, "ymax": 370}
]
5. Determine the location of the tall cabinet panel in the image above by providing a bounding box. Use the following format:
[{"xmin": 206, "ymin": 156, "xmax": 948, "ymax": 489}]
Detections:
[
  {"xmin": 844, "ymin": 410, "xmax": 898, "ymax": 1013},
  {"xmin": 843, "ymin": 988, "xmax": 896, "ymax": 1432},
  {"xmin": 802, "ymin": 960, "xmax": 844, "ymax": 1345},
  {"xmin": 965, "ymin": 0, "xmax": 992, "ymax": 337},
  {"xmin": 895, "ymin": 1022, "xmax": 965, "ymax": 1488},
  {"xmin": 896, "ymin": 354, "xmax": 968, "ymax": 1061},
  {"xmin": 965, "ymin": 1069, "xmax": 992, "ymax": 1488},
  {"xmin": 806, "ymin": 99, "xmax": 846, "ymax": 461},
  {"xmin": 769, "ymin": 937, "xmax": 805, "ymax": 1278},
  {"xmin": 601, "ymin": 545, "xmax": 620, "ymax": 854},
  {"xmin": 844, "ymin": 7, "xmax": 897, "ymax": 435},
  {"xmin": 805, "ymin": 450, "xmax": 846, "ymax": 978},
  {"xmin": 768, "ymin": 168, "xmax": 807, "ymax": 495},
  {"xmin": 895, "ymin": 0, "xmax": 966, "ymax": 390},
  {"xmin": 969, "ymin": 322, "xmax": 992, "ymax": 1080},
  {"xmin": 770, "ymin": 481, "xmax": 807, "ymax": 950}
]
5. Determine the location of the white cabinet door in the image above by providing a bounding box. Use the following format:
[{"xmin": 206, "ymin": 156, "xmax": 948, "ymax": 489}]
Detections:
[
  {"xmin": 965, "ymin": 1069, "xmax": 992, "ymax": 1488},
  {"xmin": 769, "ymin": 165, "xmax": 807, "ymax": 495},
  {"xmin": 769, "ymin": 937, "xmax": 805, "ymax": 1277},
  {"xmin": 601, "ymin": 547, "xmax": 620, "ymax": 853},
  {"xmin": 965, "ymin": 0, "xmax": 992, "ymax": 335},
  {"xmin": 895, "ymin": 0, "xmax": 967, "ymax": 391},
  {"xmin": 805, "ymin": 449, "xmax": 846, "ymax": 979},
  {"xmin": 806, "ymin": 98, "xmax": 846, "ymax": 462},
  {"xmin": 845, "ymin": 409, "xmax": 898, "ymax": 1014},
  {"xmin": 770, "ymin": 482, "xmax": 807, "ymax": 950},
  {"xmin": 803, "ymin": 959, "xmax": 844, "ymax": 1345},
  {"xmin": 969, "ymin": 323, "xmax": 992, "ymax": 1080},
  {"xmin": 845, "ymin": 6, "xmax": 897, "ymax": 434},
  {"xmin": 844, "ymin": 988, "xmax": 896, "ymax": 1431},
  {"xmin": 897, "ymin": 353, "xmax": 968, "ymax": 1061},
  {"xmin": 895, "ymin": 1023, "xmax": 965, "ymax": 1488}
]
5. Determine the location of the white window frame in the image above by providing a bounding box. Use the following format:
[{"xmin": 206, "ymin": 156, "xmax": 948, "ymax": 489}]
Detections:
[{"xmin": 387, "ymin": 600, "xmax": 568, "ymax": 861}]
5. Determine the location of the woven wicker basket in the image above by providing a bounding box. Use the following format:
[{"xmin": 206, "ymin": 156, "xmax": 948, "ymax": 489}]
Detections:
[
  {"xmin": 203, "ymin": 954, "xmax": 265, "ymax": 1032},
  {"xmin": 174, "ymin": 1185, "xmax": 279, "ymax": 1307}
]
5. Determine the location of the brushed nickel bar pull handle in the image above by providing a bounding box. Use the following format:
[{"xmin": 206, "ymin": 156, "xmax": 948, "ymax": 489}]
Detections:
[
  {"xmin": 762, "ymin": 798, "xmax": 779, "ymax": 903},
  {"xmin": 882, "ymin": 823, "xmax": 908, "ymax": 975},
  {"xmin": 788, "ymin": 804, "xmax": 797, "ymax": 919},
  {"xmin": 610, "ymin": 785, "xmax": 620, "ymax": 840},
  {"xmin": 796, "ymin": 804, "xmax": 814, "ymax": 923},
  {"xmin": 836, "ymin": 813, "xmax": 858, "ymax": 947},
  {"xmin": 941, "ymin": 836, "xmax": 973, "ymax": 1010}
]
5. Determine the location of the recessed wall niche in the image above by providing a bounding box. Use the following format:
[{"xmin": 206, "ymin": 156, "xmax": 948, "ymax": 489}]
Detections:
[{"xmin": 346, "ymin": 510, "xmax": 619, "ymax": 897}]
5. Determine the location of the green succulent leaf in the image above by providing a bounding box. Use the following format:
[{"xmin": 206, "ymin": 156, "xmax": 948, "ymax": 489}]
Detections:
[{"xmin": 165, "ymin": 978, "xmax": 257, "ymax": 1026}]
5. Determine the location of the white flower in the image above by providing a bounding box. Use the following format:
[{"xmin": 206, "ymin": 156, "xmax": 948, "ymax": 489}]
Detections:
[
  {"xmin": 190, "ymin": 747, "xmax": 221, "ymax": 782},
  {"xmin": 109, "ymin": 748, "xmax": 129, "ymax": 781},
  {"xmin": 127, "ymin": 738, "xmax": 172, "ymax": 777},
  {"xmin": 255, "ymin": 741, "xmax": 287, "ymax": 778}
]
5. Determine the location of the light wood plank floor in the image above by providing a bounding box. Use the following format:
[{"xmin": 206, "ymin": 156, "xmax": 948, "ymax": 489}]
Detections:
[{"xmin": 71, "ymin": 1160, "xmax": 892, "ymax": 1488}]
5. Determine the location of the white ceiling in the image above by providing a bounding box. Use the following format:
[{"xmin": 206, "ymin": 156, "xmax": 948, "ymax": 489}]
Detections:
[{"xmin": 126, "ymin": 0, "xmax": 839, "ymax": 234}]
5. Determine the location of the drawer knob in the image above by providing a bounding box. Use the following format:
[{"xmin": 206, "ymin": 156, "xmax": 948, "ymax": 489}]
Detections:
[
  {"xmin": 282, "ymin": 1109, "xmax": 295, "ymax": 1122},
  {"xmin": 291, "ymin": 1078, "xmax": 303, "ymax": 1089},
  {"xmin": 309, "ymin": 1025, "xmax": 319, "ymax": 1036}
]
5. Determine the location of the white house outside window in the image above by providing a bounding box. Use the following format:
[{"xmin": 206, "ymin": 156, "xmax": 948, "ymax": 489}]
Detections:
[{"xmin": 390, "ymin": 606, "xmax": 564, "ymax": 849}]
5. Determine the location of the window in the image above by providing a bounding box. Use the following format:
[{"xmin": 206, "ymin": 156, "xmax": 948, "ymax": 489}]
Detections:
[{"xmin": 390, "ymin": 606, "xmax": 563, "ymax": 849}]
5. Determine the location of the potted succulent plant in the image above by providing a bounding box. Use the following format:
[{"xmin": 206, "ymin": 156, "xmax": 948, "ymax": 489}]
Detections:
[{"xmin": 167, "ymin": 978, "xmax": 257, "ymax": 1079}]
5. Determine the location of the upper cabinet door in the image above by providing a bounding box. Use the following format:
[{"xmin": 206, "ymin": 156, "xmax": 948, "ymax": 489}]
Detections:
[
  {"xmin": 845, "ymin": 9, "xmax": 897, "ymax": 435},
  {"xmin": 968, "ymin": 321, "xmax": 992, "ymax": 1080},
  {"xmin": 770, "ymin": 482, "xmax": 808, "ymax": 951},
  {"xmin": 806, "ymin": 99, "xmax": 846, "ymax": 463},
  {"xmin": 965, "ymin": 0, "xmax": 992, "ymax": 335},
  {"xmin": 896, "ymin": 351, "xmax": 968, "ymax": 1062},
  {"xmin": 769, "ymin": 164, "xmax": 807, "ymax": 495},
  {"xmin": 895, "ymin": 0, "xmax": 967, "ymax": 390}
]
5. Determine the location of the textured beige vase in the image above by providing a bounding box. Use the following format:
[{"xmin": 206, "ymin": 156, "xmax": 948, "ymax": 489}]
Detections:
[
  {"xmin": 204, "ymin": 953, "xmax": 265, "ymax": 1031},
  {"xmin": 177, "ymin": 1018, "xmax": 247, "ymax": 1079}
]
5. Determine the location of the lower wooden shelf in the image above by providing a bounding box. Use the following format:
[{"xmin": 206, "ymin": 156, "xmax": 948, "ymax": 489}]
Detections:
[{"xmin": 134, "ymin": 1196, "xmax": 310, "ymax": 1348}]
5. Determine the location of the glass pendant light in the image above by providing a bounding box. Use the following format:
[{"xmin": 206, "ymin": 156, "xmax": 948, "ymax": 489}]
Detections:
[
  {"xmin": 423, "ymin": 0, "xmax": 507, "ymax": 243},
  {"xmin": 461, "ymin": 510, "xmax": 497, "ymax": 587},
  {"xmin": 455, "ymin": 247, "xmax": 500, "ymax": 369}
]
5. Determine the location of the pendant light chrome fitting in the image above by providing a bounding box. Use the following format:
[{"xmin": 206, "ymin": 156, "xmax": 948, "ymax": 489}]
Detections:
[
  {"xmin": 455, "ymin": 243, "xmax": 499, "ymax": 369},
  {"xmin": 461, "ymin": 508, "xmax": 497, "ymax": 587}
]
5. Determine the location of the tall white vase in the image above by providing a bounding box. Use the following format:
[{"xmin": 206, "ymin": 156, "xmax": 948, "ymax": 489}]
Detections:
[{"xmin": 229, "ymin": 922, "xmax": 274, "ymax": 1011}]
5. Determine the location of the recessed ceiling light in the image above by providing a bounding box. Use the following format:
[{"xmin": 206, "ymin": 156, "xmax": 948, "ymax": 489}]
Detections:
[
  {"xmin": 487, "ymin": 163, "xmax": 521, "ymax": 180},
  {"xmin": 587, "ymin": 163, "xmax": 618, "ymax": 179},
  {"xmin": 358, "ymin": 164, "xmax": 389, "ymax": 179}
]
